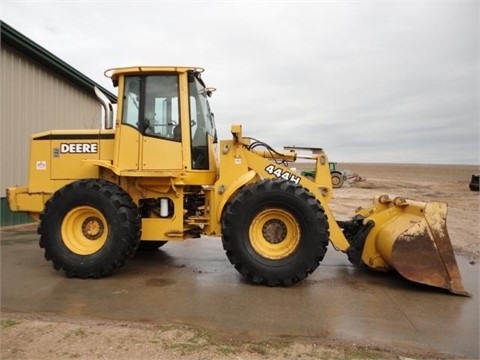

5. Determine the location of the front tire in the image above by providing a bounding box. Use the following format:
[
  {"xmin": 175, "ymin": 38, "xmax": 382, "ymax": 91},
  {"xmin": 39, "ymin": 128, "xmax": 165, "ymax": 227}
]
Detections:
[
  {"xmin": 39, "ymin": 179, "xmax": 141, "ymax": 278},
  {"xmin": 221, "ymin": 179, "xmax": 329, "ymax": 286}
]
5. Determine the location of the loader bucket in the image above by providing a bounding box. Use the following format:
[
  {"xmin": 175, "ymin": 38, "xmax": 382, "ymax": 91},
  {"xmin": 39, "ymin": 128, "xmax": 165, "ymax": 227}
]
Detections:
[{"xmin": 361, "ymin": 196, "xmax": 470, "ymax": 296}]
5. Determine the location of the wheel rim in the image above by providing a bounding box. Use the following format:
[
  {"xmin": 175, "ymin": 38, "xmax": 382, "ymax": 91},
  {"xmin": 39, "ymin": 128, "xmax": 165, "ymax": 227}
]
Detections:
[
  {"xmin": 249, "ymin": 208, "xmax": 300, "ymax": 260},
  {"xmin": 61, "ymin": 206, "xmax": 108, "ymax": 255},
  {"xmin": 332, "ymin": 175, "xmax": 341, "ymax": 186}
]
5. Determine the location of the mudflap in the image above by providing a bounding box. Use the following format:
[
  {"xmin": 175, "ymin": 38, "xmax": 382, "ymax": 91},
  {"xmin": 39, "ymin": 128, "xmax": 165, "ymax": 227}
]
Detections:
[{"xmin": 347, "ymin": 195, "xmax": 470, "ymax": 296}]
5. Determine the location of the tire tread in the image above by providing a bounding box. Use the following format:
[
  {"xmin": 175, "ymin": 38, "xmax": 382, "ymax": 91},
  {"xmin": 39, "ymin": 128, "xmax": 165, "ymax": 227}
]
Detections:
[{"xmin": 39, "ymin": 179, "xmax": 141, "ymax": 278}]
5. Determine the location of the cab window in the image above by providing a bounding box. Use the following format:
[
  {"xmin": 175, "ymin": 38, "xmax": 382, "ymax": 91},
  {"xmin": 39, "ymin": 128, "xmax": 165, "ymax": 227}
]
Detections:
[
  {"xmin": 122, "ymin": 75, "xmax": 181, "ymax": 141},
  {"xmin": 122, "ymin": 76, "xmax": 140, "ymax": 128}
]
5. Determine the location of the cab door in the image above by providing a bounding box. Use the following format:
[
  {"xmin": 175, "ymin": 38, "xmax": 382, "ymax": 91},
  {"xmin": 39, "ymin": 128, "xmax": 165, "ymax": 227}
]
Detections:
[
  {"xmin": 141, "ymin": 75, "xmax": 182, "ymax": 170},
  {"xmin": 115, "ymin": 75, "xmax": 183, "ymax": 171},
  {"xmin": 114, "ymin": 76, "xmax": 141, "ymax": 170}
]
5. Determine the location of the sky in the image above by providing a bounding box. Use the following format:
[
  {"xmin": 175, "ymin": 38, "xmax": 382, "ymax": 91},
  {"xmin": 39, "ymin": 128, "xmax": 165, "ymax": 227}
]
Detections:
[{"xmin": 1, "ymin": 1, "xmax": 479, "ymax": 164}]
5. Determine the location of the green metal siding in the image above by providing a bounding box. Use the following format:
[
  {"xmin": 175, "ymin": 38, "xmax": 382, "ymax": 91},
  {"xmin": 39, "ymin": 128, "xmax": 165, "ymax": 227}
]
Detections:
[{"xmin": 0, "ymin": 198, "xmax": 34, "ymax": 227}]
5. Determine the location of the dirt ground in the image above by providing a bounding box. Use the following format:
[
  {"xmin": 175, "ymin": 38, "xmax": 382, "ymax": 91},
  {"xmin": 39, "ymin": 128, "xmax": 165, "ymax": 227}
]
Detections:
[
  {"xmin": 1, "ymin": 163, "xmax": 479, "ymax": 359},
  {"xmin": 0, "ymin": 311, "xmax": 463, "ymax": 360}
]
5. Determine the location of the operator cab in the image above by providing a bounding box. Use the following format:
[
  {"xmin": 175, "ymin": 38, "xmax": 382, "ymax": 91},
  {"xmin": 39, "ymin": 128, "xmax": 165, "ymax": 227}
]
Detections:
[{"xmin": 108, "ymin": 66, "xmax": 217, "ymax": 171}]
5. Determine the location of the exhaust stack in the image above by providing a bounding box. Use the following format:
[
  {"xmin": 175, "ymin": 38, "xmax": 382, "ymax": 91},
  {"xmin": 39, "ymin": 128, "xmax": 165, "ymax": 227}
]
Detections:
[{"xmin": 94, "ymin": 86, "xmax": 114, "ymax": 129}]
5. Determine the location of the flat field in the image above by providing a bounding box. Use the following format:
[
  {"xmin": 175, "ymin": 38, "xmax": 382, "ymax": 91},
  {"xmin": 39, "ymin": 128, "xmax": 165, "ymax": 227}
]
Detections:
[{"xmin": 326, "ymin": 163, "xmax": 480, "ymax": 259}]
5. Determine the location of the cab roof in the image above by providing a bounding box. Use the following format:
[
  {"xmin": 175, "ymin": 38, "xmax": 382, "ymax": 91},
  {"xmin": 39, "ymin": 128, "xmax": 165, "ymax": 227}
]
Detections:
[{"xmin": 105, "ymin": 66, "xmax": 205, "ymax": 81}]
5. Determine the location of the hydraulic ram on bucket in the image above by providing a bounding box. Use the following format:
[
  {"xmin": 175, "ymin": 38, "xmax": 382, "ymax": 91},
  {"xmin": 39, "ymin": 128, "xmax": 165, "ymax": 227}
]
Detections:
[{"xmin": 348, "ymin": 195, "xmax": 470, "ymax": 296}]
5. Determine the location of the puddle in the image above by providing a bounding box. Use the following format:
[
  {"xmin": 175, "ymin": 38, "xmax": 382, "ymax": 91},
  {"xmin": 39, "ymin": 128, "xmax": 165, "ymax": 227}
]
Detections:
[{"xmin": 145, "ymin": 278, "xmax": 176, "ymax": 287}]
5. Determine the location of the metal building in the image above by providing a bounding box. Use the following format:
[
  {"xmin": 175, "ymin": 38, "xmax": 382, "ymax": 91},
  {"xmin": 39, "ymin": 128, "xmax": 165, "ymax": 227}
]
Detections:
[{"xmin": 1, "ymin": 22, "xmax": 116, "ymax": 226}]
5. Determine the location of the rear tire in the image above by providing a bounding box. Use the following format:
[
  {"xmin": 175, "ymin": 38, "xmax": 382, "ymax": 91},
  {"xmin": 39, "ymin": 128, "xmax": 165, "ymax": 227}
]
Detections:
[
  {"xmin": 39, "ymin": 179, "xmax": 141, "ymax": 278},
  {"xmin": 331, "ymin": 173, "xmax": 344, "ymax": 188},
  {"xmin": 221, "ymin": 179, "xmax": 329, "ymax": 286}
]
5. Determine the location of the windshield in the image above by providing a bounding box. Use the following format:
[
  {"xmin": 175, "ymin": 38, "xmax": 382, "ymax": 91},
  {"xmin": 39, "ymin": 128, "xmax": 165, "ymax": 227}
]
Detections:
[{"xmin": 189, "ymin": 74, "xmax": 216, "ymax": 169}]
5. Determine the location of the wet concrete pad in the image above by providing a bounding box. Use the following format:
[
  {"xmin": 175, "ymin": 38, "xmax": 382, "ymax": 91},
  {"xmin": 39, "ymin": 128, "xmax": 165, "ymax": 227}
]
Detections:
[{"xmin": 1, "ymin": 229, "xmax": 478, "ymax": 358}]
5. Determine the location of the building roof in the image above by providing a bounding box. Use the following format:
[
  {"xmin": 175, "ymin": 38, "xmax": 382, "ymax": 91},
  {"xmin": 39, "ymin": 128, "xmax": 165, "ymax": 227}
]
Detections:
[{"xmin": 1, "ymin": 21, "xmax": 117, "ymax": 103}]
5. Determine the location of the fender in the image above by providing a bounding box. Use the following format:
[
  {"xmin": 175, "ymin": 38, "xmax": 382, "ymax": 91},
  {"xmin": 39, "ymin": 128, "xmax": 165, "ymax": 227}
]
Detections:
[{"xmin": 216, "ymin": 170, "xmax": 257, "ymax": 224}]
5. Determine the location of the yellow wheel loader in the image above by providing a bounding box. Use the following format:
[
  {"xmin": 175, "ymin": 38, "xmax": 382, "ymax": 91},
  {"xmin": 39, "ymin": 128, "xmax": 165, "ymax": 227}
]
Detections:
[{"xmin": 7, "ymin": 66, "xmax": 469, "ymax": 295}]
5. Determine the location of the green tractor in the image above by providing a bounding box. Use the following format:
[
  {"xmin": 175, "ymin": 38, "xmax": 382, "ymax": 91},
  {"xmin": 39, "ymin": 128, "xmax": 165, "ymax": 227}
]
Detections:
[
  {"xmin": 301, "ymin": 162, "xmax": 345, "ymax": 188},
  {"xmin": 283, "ymin": 147, "xmax": 348, "ymax": 188}
]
